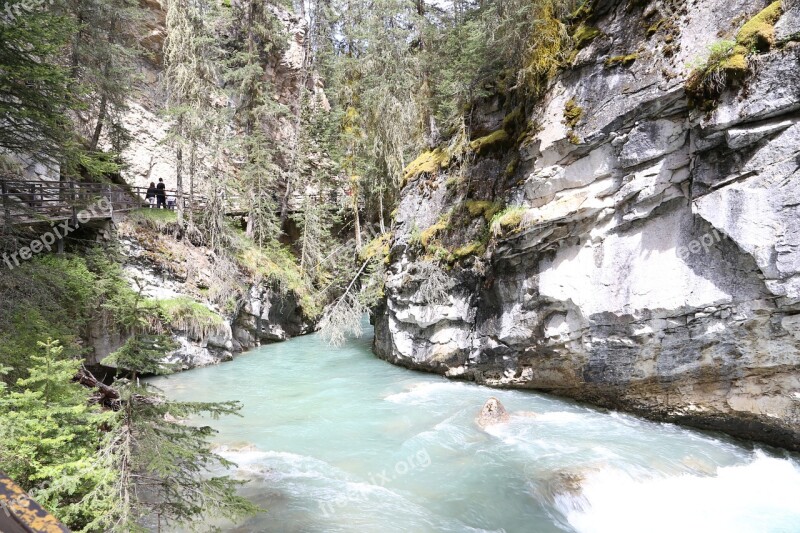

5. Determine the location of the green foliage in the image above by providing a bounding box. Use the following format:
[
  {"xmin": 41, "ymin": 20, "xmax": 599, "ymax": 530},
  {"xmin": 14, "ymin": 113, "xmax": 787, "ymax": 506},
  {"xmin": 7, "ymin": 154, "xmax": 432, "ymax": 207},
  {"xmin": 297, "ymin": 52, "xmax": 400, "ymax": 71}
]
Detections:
[
  {"xmin": 232, "ymin": 231, "xmax": 323, "ymax": 318},
  {"xmin": 359, "ymin": 233, "xmax": 392, "ymax": 264},
  {"xmin": 106, "ymin": 285, "xmax": 260, "ymax": 530},
  {"xmin": 0, "ymin": 255, "xmax": 103, "ymax": 383},
  {"xmin": 0, "ymin": 5, "xmax": 76, "ymax": 160},
  {"xmin": 0, "ymin": 339, "xmax": 117, "ymax": 531}
]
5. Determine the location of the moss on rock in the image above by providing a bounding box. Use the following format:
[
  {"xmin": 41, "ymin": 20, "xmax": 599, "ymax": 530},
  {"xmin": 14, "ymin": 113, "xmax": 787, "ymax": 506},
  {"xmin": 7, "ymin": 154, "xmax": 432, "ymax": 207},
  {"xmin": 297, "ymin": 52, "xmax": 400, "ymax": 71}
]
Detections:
[
  {"xmin": 469, "ymin": 129, "xmax": 511, "ymax": 155},
  {"xmin": 737, "ymin": 1, "xmax": 783, "ymax": 51},
  {"xmin": 563, "ymin": 98, "xmax": 584, "ymax": 128},
  {"xmin": 402, "ymin": 148, "xmax": 451, "ymax": 186},
  {"xmin": 573, "ymin": 24, "xmax": 601, "ymax": 48},
  {"xmin": 604, "ymin": 53, "xmax": 638, "ymax": 68},
  {"xmin": 465, "ymin": 200, "xmax": 502, "ymax": 221}
]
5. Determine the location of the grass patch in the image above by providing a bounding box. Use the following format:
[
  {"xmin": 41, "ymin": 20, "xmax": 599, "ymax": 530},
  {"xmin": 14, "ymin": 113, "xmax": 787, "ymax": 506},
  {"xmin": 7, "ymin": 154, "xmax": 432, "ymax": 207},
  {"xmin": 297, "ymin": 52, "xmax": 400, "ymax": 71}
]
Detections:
[
  {"xmin": 127, "ymin": 208, "xmax": 179, "ymax": 233},
  {"xmin": 490, "ymin": 206, "xmax": 529, "ymax": 236},
  {"xmin": 686, "ymin": 40, "xmax": 749, "ymax": 109},
  {"xmin": 157, "ymin": 297, "xmax": 226, "ymax": 341}
]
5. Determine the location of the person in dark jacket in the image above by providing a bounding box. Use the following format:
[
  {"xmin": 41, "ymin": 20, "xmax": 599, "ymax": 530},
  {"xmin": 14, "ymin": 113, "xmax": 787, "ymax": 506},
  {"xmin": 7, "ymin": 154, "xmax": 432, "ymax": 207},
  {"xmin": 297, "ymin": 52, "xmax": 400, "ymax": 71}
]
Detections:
[
  {"xmin": 156, "ymin": 178, "xmax": 166, "ymax": 209},
  {"xmin": 145, "ymin": 182, "xmax": 157, "ymax": 208}
]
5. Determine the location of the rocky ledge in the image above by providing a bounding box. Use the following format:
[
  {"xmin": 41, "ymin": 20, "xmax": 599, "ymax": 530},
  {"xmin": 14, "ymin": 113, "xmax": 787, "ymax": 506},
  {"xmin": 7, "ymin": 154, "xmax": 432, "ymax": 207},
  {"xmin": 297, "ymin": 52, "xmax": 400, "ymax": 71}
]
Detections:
[{"xmin": 375, "ymin": 0, "xmax": 800, "ymax": 450}]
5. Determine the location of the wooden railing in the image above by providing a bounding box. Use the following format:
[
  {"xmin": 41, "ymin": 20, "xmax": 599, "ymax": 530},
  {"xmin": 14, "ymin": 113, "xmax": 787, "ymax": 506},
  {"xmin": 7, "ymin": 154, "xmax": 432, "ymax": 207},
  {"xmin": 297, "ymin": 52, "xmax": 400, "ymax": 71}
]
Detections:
[
  {"xmin": 0, "ymin": 179, "xmax": 141, "ymax": 225},
  {"xmin": 1, "ymin": 177, "xmax": 359, "ymax": 227}
]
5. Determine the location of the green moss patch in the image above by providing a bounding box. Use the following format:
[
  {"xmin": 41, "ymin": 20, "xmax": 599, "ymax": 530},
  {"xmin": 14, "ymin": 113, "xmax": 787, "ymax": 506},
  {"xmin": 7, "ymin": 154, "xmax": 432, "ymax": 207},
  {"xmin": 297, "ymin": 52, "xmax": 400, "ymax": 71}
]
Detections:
[
  {"xmin": 573, "ymin": 24, "xmax": 601, "ymax": 48},
  {"xmin": 451, "ymin": 241, "xmax": 486, "ymax": 261},
  {"xmin": 737, "ymin": 1, "xmax": 783, "ymax": 51},
  {"xmin": 604, "ymin": 53, "xmax": 638, "ymax": 68},
  {"xmin": 402, "ymin": 148, "xmax": 451, "ymax": 186},
  {"xmin": 563, "ymin": 98, "xmax": 584, "ymax": 129},
  {"xmin": 465, "ymin": 200, "xmax": 502, "ymax": 221},
  {"xmin": 469, "ymin": 129, "xmax": 512, "ymax": 155},
  {"xmin": 420, "ymin": 212, "xmax": 452, "ymax": 248}
]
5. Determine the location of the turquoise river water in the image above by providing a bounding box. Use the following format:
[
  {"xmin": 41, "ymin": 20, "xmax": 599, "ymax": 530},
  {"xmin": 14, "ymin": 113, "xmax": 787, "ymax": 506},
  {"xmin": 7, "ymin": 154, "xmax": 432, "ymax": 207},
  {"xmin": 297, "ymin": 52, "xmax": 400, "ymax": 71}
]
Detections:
[{"xmin": 150, "ymin": 324, "xmax": 800, "ymax": 533}]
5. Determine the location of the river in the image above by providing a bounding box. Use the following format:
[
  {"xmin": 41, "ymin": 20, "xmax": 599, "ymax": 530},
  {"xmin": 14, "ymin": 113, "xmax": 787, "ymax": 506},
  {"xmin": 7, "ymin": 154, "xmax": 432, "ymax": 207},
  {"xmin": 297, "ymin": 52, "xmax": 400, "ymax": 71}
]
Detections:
[{"xmin": 150, "ymin": 323, "xmax": 800, "ymax": 532}]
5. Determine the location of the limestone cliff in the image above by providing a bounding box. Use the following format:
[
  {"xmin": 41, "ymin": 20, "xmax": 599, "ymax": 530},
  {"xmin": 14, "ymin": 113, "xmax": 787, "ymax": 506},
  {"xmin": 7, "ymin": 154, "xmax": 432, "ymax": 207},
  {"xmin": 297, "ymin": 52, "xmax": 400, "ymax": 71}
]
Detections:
[
  {"xmin": 85, "ymin": 214, "xmax": 313, "ymax": 371},
  {"xmin": 375, "ymin": 0, "xmax": 800, "ymax": 450}
]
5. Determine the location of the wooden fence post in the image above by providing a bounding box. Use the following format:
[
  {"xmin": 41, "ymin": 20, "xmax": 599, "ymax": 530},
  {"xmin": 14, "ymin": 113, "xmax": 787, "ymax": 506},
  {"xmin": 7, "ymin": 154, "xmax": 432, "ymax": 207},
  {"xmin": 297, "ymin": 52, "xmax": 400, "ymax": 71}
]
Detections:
[
  {"xmin": 1, "ymin": 181, "xmax": 9, "ymax": 227},
  {"xmin": 69, "ymin": 182, "xmax": 78, "ymax": 226}
]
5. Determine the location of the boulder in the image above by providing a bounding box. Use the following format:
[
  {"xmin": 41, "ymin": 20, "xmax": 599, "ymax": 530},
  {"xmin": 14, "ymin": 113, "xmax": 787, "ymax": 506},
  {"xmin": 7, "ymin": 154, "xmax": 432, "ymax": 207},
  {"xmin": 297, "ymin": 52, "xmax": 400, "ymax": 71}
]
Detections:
[{"xmin": 476, "ymin": 397, "xmax": 511, "ymax": 428}]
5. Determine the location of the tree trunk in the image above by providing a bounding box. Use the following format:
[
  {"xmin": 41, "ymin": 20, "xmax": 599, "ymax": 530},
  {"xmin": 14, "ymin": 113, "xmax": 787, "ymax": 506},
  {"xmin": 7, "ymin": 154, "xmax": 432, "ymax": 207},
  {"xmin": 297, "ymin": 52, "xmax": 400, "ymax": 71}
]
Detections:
[
  {"xmin": 176, "ymin": 117, "xmax": 184, "ymax": 232},
  {"xmin": 353, "ymin": 182, "xmax": 362, "ymax": 250},
  {"xmin": 89, "ymin": 95, "xmax": 108, "ymax": 151},
  {"xmin": 188, "ymin": 140, "xmax": 196, "ymax": 226}
]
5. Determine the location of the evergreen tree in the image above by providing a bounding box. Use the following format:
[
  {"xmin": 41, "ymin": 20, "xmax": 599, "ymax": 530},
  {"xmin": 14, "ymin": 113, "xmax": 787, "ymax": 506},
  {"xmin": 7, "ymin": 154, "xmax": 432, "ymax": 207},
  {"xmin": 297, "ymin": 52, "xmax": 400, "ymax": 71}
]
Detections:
[
  {"xmin": 0, "ymin": 6, "xmax": 76, "ymax": 161},
  {"xmin": 223, "ymin": 0, "xmax": 287, "ymax": 245},
  {"xmin": 102, "ymin": 283, "xmax": 259, "ymax": 531},
  {"xmin": 0, "ymin": 339, "xmax": 117, "ymax": 532}
]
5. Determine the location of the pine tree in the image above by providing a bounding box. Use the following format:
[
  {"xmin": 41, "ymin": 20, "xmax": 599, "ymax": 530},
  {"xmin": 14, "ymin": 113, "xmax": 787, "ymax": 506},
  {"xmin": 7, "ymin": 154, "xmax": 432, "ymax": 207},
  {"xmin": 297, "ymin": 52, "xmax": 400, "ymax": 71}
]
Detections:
[
  {"xmin": 0, "ymin": 7, "xmax": 76, "ymax": 161},
  {"xmin": 101, "ymin": 283, "xmax": 259, "ymax": 531},
  {"xmin": 223, "ymin": 0, "xmax": 287, "ymax": 245},
  {"xmin": 0, "ymin": 339, "xmax": 117, "ymax": 531}
]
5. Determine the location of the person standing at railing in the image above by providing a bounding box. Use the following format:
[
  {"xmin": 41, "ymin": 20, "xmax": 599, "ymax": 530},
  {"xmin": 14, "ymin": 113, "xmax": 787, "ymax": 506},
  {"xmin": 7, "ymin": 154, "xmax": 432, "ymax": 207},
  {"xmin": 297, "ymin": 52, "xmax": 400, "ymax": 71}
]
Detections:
[
  {"xmin": 146, "ymin": 182, "xmax": 157, "ymax": 208},
  {"xmin": 156, "ymin": 178, "xmax": 166, "ymax": 209}
]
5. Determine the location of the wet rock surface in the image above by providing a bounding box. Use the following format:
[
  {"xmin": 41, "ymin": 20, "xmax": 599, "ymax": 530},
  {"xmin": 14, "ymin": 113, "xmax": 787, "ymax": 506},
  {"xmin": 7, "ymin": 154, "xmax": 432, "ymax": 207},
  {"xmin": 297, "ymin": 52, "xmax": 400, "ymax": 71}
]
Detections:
[{"xmin": 375, "ymin": 1, "xmax": 800, "ymax": 450}]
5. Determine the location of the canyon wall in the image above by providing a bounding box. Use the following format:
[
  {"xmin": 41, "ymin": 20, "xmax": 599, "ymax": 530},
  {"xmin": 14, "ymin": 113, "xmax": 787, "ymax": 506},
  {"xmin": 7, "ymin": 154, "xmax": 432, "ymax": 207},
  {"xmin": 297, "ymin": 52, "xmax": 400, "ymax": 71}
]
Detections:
[{"xmin": 375, "ymin": 0, "xmax": 800, "ymax": 450}]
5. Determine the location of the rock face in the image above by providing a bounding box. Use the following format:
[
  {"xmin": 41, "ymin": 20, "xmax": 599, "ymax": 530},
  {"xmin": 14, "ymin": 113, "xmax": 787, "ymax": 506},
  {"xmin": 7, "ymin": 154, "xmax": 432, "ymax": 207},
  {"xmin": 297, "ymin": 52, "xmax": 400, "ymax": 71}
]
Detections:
[
  {"xmin": 91, "ymin": 222, "xmax": 313, "ymax": 370},
  {"xmin": 375, "ymin": 0, "xmax": 800, "ymax": 450}
]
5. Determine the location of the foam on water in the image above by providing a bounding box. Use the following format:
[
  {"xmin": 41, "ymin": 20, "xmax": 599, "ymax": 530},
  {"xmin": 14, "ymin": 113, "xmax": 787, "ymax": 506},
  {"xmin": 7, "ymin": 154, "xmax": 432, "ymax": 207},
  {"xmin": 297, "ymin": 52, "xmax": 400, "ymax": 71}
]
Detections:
[
  {"xmin": 560, "ymin": 451, "xmax": 800, "ymax": 533},
  {"xmin": 384, "ymin": 381, "xmax": 471, "ymax": 404}
]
